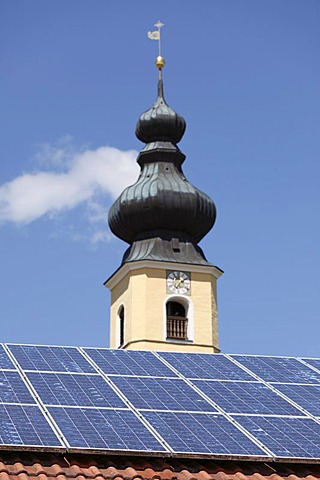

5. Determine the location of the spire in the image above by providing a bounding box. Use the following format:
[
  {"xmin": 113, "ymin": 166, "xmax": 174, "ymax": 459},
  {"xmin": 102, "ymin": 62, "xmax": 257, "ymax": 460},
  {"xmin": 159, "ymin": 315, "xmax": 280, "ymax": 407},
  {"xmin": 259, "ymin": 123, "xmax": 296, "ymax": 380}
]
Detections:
[
  {"xmin": 108, "ymin": 25, "xmax": 216, "ymax": 266},
  {"xmin": 136, "ymin": 24, "xmax": 185, "ymax": 146}
]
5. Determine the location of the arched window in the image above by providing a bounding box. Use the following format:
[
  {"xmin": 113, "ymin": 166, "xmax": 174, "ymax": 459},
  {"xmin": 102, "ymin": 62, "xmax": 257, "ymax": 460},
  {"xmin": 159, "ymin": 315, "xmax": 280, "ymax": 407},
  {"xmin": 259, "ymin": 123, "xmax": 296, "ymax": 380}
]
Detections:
[
  {"xmin": 118, "ymin": 306, "xmax": 125, "ymax": 348},
  {"xmin": 166, "ymin": 300, "xmax": 188, "ymax": 340}
]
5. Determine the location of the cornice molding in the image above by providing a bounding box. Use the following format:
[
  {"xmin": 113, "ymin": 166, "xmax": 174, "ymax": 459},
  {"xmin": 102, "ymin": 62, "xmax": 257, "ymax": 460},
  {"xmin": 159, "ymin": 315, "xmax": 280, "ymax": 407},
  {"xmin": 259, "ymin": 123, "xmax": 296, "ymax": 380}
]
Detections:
[{"xmin": 105, "ymin": 260, "xmax": 223, "ymax": 290}]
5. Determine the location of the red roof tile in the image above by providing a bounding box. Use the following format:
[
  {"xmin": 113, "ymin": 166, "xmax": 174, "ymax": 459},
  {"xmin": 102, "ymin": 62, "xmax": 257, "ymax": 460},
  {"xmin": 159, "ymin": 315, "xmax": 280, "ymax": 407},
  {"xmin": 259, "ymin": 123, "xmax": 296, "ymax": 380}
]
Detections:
[{"xmin": 0, "ymin": 453, "xmax": 319, "ymax": 480}]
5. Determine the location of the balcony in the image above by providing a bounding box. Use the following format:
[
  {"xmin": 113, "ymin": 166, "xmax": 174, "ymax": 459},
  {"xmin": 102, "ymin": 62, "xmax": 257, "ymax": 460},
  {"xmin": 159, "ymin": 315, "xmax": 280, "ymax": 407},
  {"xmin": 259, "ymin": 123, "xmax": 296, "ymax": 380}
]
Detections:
[{"xmin": 167, "ymin": 316, "xmax": 188, "ymax": 340}]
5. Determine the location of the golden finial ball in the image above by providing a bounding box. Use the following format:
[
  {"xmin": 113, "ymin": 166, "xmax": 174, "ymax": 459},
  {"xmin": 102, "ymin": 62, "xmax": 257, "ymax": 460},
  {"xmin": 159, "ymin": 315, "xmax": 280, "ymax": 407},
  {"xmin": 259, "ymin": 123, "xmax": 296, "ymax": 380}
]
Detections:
[{"xmin": 155, "ymin": 55, "xmax": 165, "ymax": 69}]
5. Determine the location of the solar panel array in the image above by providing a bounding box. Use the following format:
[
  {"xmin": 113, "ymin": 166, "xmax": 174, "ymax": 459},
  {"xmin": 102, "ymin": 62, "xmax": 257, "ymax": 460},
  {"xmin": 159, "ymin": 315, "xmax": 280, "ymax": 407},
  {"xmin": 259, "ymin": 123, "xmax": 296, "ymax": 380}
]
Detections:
[{"xmin": 1, "ymin": 343, "xmax": 320, "ymax": 461}]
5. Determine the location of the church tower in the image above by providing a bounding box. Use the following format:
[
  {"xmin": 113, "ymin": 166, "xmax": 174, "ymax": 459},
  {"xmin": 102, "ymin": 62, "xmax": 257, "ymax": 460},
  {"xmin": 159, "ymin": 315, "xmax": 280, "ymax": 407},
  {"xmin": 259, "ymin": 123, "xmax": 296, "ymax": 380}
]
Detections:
[{"xmin": 105, "ymin": 51, "xmax": 222, "ymax": 353}]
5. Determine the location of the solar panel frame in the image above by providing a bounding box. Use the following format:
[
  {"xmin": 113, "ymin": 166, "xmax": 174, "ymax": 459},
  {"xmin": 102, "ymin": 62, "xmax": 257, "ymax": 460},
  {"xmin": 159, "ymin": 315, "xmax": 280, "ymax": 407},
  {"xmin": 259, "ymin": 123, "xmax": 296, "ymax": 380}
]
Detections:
[
  {"xmin": 142, "ymin": 411, "xmax": 268, "ymax": 456},
  {"xmin": 230, "ymin": 354, "xmax": 320, "ymax": 384},
  {"xmin": 48, "ymin": 406, "xmax": 168, "ymax": 453},
  {"xmin": 0, "ymin": 344, "xmax": 16, "ymax": 370},
  {"xmin": 110, "ymin": 376, "xmax": 218, "ymax": 412},
  {"xmin": 273, "ymin": 384, "xmax": 320, "ymax": 417},
  {"xmin": 0, "ymin": 371, "xmax": 36, "ymax": 405},
  {"xmin": 83, "ymin": 348, "xmax": 178, "ymax": 377},
  {"xmin": 26, "ymin": 372, "xmax": 128, "ymax": 408},
  {"xmin": 301, "ymin": 358, "xmax": 320, "ymax": 374},
  {"xmin": 192, "ymin": 380, "xmax": 305, "ymax": 416},
  {"xmin": 8, "ymin": 344, "xmax": 96, "ymax": 373},
  {"xmin": 0, "ymin": 404, "xmax": 64, "ymax": 449},
  {"xmin": 158, "ymin": 352, "xmax": 256, "ymax": 381},
  {"xmin": 233, "ymin": 414, "xmax": 320, "ymax": 459}
]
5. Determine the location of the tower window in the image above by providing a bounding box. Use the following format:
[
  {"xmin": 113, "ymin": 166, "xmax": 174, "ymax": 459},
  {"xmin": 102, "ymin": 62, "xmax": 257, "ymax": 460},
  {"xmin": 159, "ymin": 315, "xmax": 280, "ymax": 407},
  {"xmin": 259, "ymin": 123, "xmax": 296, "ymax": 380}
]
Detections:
[
  {"xmin": 171, "ymin": 238, "xmax": 180, "ymax": 252},
  {"xmin": 166, "ymin": 301, "xmax": 188, "ymax": 340},
  {"xmin": 118, "ymin": 306, "xmax": 125, "ymax": 348}
]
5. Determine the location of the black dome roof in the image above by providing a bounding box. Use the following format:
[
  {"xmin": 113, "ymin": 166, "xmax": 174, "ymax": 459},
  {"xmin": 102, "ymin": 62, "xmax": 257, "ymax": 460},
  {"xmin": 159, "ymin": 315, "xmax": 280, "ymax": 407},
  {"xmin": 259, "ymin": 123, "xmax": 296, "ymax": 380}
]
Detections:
[
  {"xmin": 108, "ymin": 74, "xmax": 216, "ymax": 265},
  {"xmin": 135, "ymin": 79, "xmax": 186, "ymax": 145},
  {"xmin": 108, "ymin": 161, "xmax": 216, "ymax": 245}
]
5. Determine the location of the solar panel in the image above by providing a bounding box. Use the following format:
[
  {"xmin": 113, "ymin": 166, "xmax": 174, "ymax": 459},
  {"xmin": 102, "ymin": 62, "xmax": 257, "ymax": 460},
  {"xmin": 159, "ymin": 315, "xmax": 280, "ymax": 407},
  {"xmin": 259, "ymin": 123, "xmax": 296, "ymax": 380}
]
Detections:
[
  {"xmin": 0, "ymin": 404, "xmax": 63, "ymax": 448},
  {"xmin": 111, "ymin": 376, "xmax": 217, "ymax": 412},
  {"xmin": 48, "ymin": 406, "xmax": 167, "ymax": 452},
  {"xmin": 0, "ymin": 371, "xmax": 36, "ymax": 404},
  {"xmin": 301, "ymin": 358, "xmax": 320, "ymax": 373},
  {"xmin": 274, "ymin": 384, "xmax": 320, "ymax": 417},
  {"xmin": 26, "ymin": 372, "xmax": 126, "ymax": 408},
  {"xmin": 84, "ymin": 348, "xmax": 177, "ymax": 377},
  {"xmin": 231, "ymin": 355, "xmax": 320, "ymax": 384},
  {"xmin": 8, "ymin": 345, "xmax": 96, "ymax": 373},
  {"xmin": 143, "ymin": 411, "xmax": 266, "ymax": 456},
  {"xmin": 193, "ymin": 380, "xmax": 303, "ymax": 416},
  {"xmin": 159, "ymin": 352, "xmax": 255, "ymax": 380},
  {"xmin": 0, "ymin": 345, "xmax": 16, "ymax": 370},
  {"xmin": 2, "ymin": 344, "xmax": 320, "ymax": 461},
  {"xmin": 233, "ymin": 415, "xmax": 320, "ymax": 459}
]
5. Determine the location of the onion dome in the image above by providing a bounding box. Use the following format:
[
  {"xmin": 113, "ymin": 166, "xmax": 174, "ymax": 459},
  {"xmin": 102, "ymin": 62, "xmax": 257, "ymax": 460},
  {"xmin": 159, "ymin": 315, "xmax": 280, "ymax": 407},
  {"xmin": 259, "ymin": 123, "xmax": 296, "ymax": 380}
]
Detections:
[
  {"xmin": 108, "ymin": 57, "xmax": 216, "ymax": 266},
  {"xmin": 135, "ymin": 79, "xmax": 186, "ymax": 145},
  {"xmin": 108, "ymin": 161, "xmax": 216, "ymax": 245}
]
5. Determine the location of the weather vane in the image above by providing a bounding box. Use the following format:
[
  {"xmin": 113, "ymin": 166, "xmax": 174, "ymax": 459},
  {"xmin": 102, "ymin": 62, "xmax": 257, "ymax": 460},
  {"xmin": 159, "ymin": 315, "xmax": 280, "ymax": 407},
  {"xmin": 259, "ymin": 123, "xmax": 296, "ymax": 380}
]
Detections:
[{"xmin": 147, "ymin": 21, "xmax": 165, "ymax": 71}]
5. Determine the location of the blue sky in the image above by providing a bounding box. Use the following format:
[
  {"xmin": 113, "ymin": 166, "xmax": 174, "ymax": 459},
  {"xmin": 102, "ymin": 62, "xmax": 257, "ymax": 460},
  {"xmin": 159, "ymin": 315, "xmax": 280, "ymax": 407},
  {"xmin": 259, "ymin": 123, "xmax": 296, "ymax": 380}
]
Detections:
[{"xmin": 1, "ymin": 1, "xmax": 319, "ymax": 356}]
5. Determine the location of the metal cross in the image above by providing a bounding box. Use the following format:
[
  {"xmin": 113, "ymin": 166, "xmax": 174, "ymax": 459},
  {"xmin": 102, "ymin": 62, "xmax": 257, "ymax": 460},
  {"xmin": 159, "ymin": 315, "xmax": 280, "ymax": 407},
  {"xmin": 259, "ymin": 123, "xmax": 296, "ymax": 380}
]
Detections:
[{"xmin": 154, "ymin": 20, "xmax": 164, "ymax": 56}]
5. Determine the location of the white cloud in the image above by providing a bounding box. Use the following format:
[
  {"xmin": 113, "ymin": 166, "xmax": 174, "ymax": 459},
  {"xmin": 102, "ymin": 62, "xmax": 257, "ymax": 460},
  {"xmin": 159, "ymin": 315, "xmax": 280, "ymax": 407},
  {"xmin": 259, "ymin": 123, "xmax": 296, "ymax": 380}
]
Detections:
[{"xmin": 0, "ymin": 141, "xmax": 139, "ymax": 241}]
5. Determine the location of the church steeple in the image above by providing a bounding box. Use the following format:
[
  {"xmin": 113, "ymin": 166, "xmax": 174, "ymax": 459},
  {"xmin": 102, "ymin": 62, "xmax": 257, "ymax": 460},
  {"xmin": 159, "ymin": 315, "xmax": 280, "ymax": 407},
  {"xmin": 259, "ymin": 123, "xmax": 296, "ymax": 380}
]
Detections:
[
  {"xmin": 108, "ymin": 54, "xmax": 216, "ymax": 266},
  {"xmin": 105, "ymin": 28, "xmax": 222, "ymax": 353}
]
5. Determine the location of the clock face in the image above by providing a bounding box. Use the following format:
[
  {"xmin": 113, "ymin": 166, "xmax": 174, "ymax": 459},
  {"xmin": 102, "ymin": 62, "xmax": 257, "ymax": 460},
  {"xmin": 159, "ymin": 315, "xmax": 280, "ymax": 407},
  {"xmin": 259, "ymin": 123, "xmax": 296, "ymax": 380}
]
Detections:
[{"xmin": 167, "ymin": 271, "xmax": 191, "ymax": 295}]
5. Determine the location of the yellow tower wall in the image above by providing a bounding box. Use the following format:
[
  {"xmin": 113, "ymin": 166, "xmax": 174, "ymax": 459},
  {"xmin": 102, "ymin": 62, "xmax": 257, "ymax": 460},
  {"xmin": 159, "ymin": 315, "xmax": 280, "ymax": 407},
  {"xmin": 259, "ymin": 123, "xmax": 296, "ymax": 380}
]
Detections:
[{"xmin": 106, "ymin": 261, "xmax": 222, "ymax": 353}]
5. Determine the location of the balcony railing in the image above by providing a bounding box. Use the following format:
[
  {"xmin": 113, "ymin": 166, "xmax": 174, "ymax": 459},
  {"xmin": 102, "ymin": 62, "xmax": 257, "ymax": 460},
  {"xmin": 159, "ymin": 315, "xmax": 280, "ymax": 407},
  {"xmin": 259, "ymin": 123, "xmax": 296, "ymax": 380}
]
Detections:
[{"xmin": 167, "ymin": 316, "xmax": 188, "ymax": 340}]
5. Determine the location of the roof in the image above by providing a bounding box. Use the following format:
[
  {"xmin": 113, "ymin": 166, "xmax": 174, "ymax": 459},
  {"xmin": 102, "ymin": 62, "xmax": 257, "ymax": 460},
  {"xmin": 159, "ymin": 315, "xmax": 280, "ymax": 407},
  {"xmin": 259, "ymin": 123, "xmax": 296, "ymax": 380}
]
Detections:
[
  {"xmin": 1, "ymin": 344, "xmax": 320, "ymax": 462},
  {"xmin": 1, "ymin": 452, "xmax": 320, "ymax": 480},
  {"xmin": 1, "ymin": 346, "xmax": 320, "ymax": 480},
  {"xmin": 108, "ymin": 75, "xmax": 216, "ymax": 263}
]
